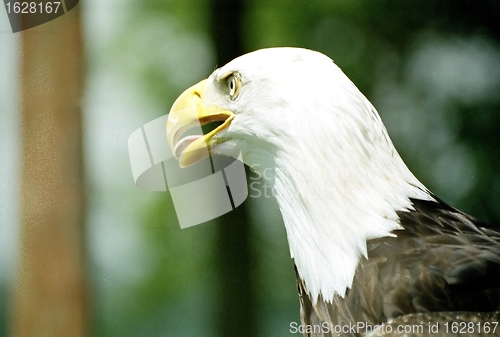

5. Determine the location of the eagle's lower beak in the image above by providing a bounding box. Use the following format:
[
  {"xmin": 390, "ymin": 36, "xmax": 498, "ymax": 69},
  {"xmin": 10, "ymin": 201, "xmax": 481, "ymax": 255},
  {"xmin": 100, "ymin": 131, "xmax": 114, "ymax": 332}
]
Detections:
[{"xmin": 167, "ymin": 79, "xmax": 234, "ymax": 168}]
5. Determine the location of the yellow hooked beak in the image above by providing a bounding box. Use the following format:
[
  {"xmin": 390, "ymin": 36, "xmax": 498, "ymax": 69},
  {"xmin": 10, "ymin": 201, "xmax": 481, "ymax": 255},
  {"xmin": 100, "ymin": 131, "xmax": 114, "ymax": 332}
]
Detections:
[{"xmin": 166, "ymin": 79, "xmax": 235, "ymax": 167}]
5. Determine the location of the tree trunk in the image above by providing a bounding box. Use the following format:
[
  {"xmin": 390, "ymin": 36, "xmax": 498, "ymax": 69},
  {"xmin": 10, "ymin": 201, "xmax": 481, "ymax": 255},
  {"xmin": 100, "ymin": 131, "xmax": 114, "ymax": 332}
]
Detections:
[
  {"xmin": 10, "ymin": 7, "xmax": 87, "ymax": 337},
  {"xmin": 208, "ymin": 1, "xmax": 257, "ymax": 336}
]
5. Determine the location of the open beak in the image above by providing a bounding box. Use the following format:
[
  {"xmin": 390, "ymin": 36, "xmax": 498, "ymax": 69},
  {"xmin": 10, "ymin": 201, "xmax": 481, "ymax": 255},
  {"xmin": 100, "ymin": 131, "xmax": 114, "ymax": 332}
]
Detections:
[{"xmin": 166, "ymin": 79, "xmax": 234, "ymax": 167}]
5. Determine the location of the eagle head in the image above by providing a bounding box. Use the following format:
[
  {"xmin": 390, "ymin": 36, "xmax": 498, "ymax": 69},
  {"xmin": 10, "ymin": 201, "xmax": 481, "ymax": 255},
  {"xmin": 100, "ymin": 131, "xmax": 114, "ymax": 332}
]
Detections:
[{"xmin": 166, "ymin": 47, "xmax": 432, "ymax": 302}]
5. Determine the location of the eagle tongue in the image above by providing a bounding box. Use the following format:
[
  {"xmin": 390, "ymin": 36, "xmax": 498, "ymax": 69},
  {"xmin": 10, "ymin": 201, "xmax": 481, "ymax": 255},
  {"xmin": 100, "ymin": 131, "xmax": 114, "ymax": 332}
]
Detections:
[{"xmin": 173, "ymin": 135, "xmax": 202, "ymax": 159}]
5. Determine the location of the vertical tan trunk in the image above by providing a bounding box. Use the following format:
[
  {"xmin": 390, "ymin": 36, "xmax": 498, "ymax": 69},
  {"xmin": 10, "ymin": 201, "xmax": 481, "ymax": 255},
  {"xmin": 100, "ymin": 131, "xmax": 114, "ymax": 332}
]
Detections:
[{"xmin": 10, "ymin": 7, "xmax": 87, "ymax": 337}]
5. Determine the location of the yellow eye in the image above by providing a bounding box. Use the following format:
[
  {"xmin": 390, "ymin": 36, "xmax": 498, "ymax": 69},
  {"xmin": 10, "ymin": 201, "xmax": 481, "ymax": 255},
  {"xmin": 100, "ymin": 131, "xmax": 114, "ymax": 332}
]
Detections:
[{"xmin": 226, "ymin": 74, "xmax": 240, "ymax": 99}]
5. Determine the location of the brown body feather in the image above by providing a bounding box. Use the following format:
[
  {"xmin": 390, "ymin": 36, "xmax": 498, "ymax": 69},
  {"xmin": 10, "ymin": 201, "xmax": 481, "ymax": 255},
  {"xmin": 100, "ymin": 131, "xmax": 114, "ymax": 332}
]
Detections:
[{"xmin": 296, "ymin": 198, "xmax": 500, "ymax": 336}]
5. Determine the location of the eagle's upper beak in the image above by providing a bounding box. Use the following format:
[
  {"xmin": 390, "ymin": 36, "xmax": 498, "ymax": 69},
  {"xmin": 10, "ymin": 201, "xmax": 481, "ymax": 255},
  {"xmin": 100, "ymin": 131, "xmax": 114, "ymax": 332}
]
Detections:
[{"xmin": 166, "ymin": 79, "xmax": 235, "ymax": 167}]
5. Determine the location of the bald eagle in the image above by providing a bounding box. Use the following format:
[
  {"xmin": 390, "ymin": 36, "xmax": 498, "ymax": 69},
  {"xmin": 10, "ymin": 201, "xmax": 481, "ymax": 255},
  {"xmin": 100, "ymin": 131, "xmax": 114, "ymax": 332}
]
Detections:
[{"xmin": 166, "ymin": 48, "xmax": 500, "ymax": 337}]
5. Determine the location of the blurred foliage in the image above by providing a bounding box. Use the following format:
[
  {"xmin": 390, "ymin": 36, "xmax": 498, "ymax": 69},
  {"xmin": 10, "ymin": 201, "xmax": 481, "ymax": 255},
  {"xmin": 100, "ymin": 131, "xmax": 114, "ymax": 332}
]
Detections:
[
  {"xmin": 92, "ymin": 193, "xmax": 219, "ymax": 336},
  {"xmin": 82, "ymin": 0, "xmax": 500, "ymax": 336}
]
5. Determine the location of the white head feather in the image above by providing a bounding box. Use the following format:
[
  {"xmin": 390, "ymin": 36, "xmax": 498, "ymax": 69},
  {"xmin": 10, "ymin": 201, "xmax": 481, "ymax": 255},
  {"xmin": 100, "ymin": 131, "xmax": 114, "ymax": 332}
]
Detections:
[{"xmin": 203, "ymin": 47, "xmax": 433, "ymax": 303}]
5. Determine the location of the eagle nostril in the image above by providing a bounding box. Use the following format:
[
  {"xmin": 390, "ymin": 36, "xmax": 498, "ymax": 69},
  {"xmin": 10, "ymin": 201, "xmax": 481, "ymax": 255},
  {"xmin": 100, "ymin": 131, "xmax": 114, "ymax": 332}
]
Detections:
[{"xmin": 193, "ymin": 90, "xmax": 202, "ymax": 104}]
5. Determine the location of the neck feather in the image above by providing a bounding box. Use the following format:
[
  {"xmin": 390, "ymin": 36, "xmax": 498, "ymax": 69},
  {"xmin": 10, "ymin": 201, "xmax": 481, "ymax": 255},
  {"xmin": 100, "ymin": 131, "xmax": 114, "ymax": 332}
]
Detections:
[
  {"xmin": 273, "ymin": 148, "xmax": 431, "ymax": 303},
  {"xmin": 243, "ymin": 104, "xmax": 433, "ymax": 304}
]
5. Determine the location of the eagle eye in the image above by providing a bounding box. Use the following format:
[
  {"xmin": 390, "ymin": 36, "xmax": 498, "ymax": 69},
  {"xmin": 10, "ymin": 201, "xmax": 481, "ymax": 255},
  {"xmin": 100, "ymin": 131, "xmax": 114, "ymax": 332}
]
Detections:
[{"xmin": 226, "ymin": 74, "xmax": 240, "ymax": 99}]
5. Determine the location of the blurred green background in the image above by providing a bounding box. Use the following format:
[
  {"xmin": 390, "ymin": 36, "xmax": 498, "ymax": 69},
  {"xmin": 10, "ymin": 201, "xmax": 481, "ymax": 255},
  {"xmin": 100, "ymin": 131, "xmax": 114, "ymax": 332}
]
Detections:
[{"xmin": 1, "ymin": 0, "xmax": 500, "ymax": 336}]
